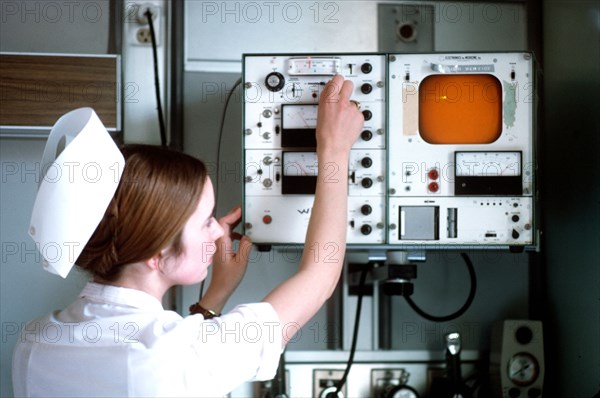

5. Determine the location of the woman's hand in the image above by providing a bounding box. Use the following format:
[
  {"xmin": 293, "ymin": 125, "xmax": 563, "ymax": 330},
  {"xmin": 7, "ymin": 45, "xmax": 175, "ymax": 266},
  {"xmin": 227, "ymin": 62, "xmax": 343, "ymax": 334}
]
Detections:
[
  {"xmin": 316, "ymin": 74, "xmax": 364, "ymax": 155},
  {"xmin": 200, "ymin": 206, "xmax": 253, "ymax": 313}
]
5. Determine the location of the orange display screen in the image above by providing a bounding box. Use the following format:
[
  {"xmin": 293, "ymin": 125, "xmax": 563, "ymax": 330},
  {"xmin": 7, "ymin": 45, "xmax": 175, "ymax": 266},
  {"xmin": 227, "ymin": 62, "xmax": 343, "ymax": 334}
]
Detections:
[{"xmin": 419, "ymin": 74, "xmax": 502, "ymax": 144}]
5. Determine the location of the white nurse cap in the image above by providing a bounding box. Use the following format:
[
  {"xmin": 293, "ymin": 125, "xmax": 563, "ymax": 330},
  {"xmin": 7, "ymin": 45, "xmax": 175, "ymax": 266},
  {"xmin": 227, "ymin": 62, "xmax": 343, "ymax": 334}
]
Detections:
[{"xmin": 28, "ymin": 108, "xmax": 125, "ymax": 278}]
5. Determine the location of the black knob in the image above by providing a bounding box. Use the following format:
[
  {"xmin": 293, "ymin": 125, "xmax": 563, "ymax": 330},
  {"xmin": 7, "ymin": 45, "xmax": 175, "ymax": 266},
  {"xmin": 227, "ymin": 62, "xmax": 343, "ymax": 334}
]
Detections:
[
  {"xmin": 361, "ymin": 63, "xmax": 373, "ymax": 74},
  {"xmin": 362, "ymin": 110, "xmax": 372, "ymax": 121},
  {"xmin": 361, "ymin": 178, "xmax": 373, "ymax": 188},
  {"xmin": 512, "ymin": 215, "xmax": 520, "ymax": 222},
  {"xmin": 512, "ymin": 229, "xmax": 520, "ymax": 239},
  {"xmin": 361, "ymin": 130, "xmax": 373, "ymax": 141},
  {"xmin": 361, "ymin": 157, "xmax": 373, "ymax": 168},
  {"xmin": 265, "ymin": 72, "xmax": 285, "ymax": 92},
  {"xmin": 515, "ymin": 326, "xmax": 533, "ymax": 345},
  {"xmin": 360, "ymin": 204, "xmax": 372, "ymax": 215},
  {"xmin": 508, "ymin": 387, "xmax": 521, "ymax": 398},
  {"xmin": 361, "ymin": 83, "xmax": 373, "ymax": 94},
  {"xmin": 360, "ymin": 224, "xmax": 372, "ymax": 235}
]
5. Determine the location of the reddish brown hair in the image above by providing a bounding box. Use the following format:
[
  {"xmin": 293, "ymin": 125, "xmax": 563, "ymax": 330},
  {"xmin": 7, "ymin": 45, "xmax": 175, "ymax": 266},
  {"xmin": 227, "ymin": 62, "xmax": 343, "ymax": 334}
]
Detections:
[{"xmin": 76, "ymin": 144, "xmax": 208, "ymax": 281}]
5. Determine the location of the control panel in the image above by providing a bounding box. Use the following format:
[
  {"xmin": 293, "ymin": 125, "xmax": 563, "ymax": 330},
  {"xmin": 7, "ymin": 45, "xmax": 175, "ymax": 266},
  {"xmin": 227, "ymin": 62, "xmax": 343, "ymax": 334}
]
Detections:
[
  {"xmin": 243, "ymin": 54, "xmax": 387, "ymax": 244},
  {"xmin": 242, "ymin": 52, "xmax": 537, "ymax": 249}
]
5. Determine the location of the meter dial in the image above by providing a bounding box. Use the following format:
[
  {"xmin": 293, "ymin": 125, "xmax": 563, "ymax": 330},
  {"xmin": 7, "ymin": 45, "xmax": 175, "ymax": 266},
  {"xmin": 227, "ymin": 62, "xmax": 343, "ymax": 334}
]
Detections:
[
  {"xmin": 282, "ymin": 105, "xmax": 318, "ymax": 129},
  {"xmin": 265, "ymin": 72, "xmax": 285, "ymax": 92},
  {"xmin": 283, "ymin": 152, "xmax": 318, "ymax": 177},
  {"xmin": 507, "ymin": 352, "xmax": 539, "ymax": 386},
  {"xmin": 455, "ymin": 151, "xmax": 522, "ymax": 177},
  {"xmin": 288, "ymin": 57, "xmax": 342, "ymax": 75}
]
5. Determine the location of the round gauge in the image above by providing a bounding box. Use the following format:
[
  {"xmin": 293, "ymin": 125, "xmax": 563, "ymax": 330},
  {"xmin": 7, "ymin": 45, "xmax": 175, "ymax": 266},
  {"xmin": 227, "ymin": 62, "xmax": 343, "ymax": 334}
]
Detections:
[
  {"xmin": 385, "ymin": 384, "xmax": 419, "ymax": 398},
  {"xmin": 507, "ymin": 352, "xmax": 539, "ymax": 386},
  {"xmin": 265, "ymin": 72, "xmax": 285, "ymax": 92}
]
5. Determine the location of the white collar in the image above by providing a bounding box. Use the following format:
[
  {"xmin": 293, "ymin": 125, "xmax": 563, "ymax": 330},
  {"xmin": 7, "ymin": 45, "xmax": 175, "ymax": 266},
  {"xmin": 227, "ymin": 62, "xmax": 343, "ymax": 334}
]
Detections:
[{"xmin": 80, "ymin": 282, "xmax": 164, "ymax": 312}]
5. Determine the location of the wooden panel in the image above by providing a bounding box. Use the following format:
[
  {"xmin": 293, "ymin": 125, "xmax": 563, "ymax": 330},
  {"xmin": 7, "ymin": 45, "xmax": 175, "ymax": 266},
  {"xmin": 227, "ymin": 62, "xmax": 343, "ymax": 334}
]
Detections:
[{"xmin": 0, "ymin": 54, "xmax": 119, "ymax": 129}]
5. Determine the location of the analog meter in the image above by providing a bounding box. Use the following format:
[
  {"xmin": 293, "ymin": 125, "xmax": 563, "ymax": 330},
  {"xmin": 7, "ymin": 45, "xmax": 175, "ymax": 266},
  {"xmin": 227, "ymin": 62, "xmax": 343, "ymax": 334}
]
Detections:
[
  {"xmin": 288, "ymin": 57, "xmax": 342, "ymax": 75},
  {"xmin": 455, "ymin": 151, "xmax": 522, "ymax": 177},
  {"xmin": 507, "ymin": 352, "xmax": 540, "ymax": 386},
  {"xmin": 283, "ymin": 152, "xmax": 318, "ymax": 177},
  {"xmin": 282, "ymin": 105, "xmax": 318, "ymax": 129},
  {"xmin": 454, "ymin": 151, "xmax": 523, "ymax": 195}
]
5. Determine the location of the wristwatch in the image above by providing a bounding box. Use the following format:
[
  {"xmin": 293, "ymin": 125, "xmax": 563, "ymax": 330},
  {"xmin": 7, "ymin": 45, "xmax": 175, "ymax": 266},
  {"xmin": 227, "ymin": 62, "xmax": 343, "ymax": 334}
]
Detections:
[{"xmin": 189, "ymin": 302, "xmax": 220, "ymax": 319}]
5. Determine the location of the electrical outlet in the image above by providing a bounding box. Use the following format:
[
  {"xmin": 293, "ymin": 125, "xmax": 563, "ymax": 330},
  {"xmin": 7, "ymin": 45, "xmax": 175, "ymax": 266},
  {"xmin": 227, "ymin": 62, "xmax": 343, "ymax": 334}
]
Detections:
[
  {"xmin": 313, "ymin": 369, "xmax": 346, "ymax": 398},
  {"xmin": 371, "ymin": 369, "xmax": 404, "ymax": 396},
  {"xmin": 126, "ymin": 1, "xmax": 161, "ymax": 46},
  {"xmin": 136, "ymin": 28, "xmax": 152, "ymax": 44}
]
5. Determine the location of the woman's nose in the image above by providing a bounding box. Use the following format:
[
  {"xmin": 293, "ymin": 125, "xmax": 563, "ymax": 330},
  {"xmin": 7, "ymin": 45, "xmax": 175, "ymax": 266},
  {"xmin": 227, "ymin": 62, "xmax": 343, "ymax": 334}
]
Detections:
[{"xmin": 212, "ymin": 218, "xmax": 225, "ymax": 240}]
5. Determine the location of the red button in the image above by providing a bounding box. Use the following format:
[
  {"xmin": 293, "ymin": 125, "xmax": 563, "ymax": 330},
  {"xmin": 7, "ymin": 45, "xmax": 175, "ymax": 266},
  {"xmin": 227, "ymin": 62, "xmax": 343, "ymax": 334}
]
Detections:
[
  {"xmin": 262, "ymin": 215, "xmax": 272, "ymax": 224},
  {"xmin": 428, "ymin": 169, "xmax": 439, "ymax": 180}
]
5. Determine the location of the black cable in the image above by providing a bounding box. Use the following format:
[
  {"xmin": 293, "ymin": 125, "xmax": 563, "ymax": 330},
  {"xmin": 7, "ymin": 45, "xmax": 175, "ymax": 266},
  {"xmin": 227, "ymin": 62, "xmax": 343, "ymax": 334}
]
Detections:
[
  {"xmin": 215, "ymin": 78, "xmax": 242, "ymax": 213},
  {"xmin": 334, "ymin": 268, "xmax": 369, "ymax": 396},
  {"xmin": 404, "ymin": 252, "xmax": 477, "ymax": 323},
  {"xmin": 145, "ymin": 9, "xmax": 167, "ymax": 147},
  {"xmin": 197, "ymin": 78, "xmax": 242, "ymax": 303}
]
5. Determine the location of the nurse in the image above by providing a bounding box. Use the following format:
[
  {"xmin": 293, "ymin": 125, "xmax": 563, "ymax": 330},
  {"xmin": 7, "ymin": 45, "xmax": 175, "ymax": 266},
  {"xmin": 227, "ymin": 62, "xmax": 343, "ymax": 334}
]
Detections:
[{"xmin": 12, "ymin": 75, "xmax": 364, "ymax": 397}]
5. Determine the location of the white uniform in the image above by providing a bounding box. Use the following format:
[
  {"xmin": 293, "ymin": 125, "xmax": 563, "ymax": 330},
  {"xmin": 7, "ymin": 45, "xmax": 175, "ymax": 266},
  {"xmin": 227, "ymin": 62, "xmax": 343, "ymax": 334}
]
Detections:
[{"xmin": 12, "ymin": 282, "xmax": 283, "ymax": 397}]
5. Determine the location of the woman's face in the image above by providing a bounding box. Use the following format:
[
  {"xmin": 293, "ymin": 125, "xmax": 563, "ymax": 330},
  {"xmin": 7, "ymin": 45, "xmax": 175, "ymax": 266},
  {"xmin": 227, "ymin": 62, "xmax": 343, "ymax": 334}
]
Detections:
[{"xmin": 161, "ymin": 178, "xmax": 224, "ymax": 285}]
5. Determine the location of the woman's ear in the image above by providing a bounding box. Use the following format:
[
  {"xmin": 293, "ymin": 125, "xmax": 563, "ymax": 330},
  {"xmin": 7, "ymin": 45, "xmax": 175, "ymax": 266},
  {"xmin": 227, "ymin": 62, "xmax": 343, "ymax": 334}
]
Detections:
[{"xmin": 145, "ymin": 252, "xmax": 163, "ymax": 271}]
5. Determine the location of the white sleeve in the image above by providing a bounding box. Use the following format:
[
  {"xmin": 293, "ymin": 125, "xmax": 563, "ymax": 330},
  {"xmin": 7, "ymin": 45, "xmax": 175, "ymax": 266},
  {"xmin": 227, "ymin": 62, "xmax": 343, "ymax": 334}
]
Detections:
[{"xmin": 187, "ymin": 302, "xmax": 283, "ymax": 396}]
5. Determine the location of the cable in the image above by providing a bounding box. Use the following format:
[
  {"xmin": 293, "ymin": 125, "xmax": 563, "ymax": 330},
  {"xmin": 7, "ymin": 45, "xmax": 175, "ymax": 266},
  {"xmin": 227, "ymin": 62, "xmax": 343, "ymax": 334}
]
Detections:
[
  {"xmin": 145, "ymin": 9, "xmax": 167, "ymax": 147},
  {"xmin": 404, "ymin": 252, "xmax": 477, "ymax": 323},
  {"xmin": 215, "ymin": 78, "xmax": 242, "ymax": 212},
  {"xmin": 197, "ymin": 77, "xmax": 242, "ymax": 303},
  {"xmin": 334, "ymin": 268, "xmax": 369, "ymax": 396}
]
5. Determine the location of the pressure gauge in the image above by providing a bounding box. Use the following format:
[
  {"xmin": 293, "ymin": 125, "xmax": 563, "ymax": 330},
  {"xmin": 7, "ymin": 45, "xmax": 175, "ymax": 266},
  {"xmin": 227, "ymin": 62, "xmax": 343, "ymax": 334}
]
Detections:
[
  {"xmin": 507, "ymin": 352, "xmax": 539, "ymax": 386},
  {"xmin": 283, "ymin": 152, "xmax": 318, "ymax": 176},
  {"xmin": 282, "ymin": 105, "xmax": 318, "ymax": 129},
  {"xmin": 288, "ymin": 57, "xmax": 341, "ymax": 75},
  {"xmin": 455, "ymin": 151, "xmax": 522, "ymax": 177}
]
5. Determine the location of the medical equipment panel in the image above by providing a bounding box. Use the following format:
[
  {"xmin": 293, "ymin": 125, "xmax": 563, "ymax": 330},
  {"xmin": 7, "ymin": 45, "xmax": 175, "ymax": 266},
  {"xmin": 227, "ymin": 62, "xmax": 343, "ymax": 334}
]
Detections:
[
  {"xmin": 243, "ymin": 54, "xmax": 387, "ymax": 245},
  {"xmin": 387, "ymin": 52, "xmax": 535, "ymax": 247},
  {"xmin": 242, "ymin": 52, "xmax": 537, "ymax": 249}
]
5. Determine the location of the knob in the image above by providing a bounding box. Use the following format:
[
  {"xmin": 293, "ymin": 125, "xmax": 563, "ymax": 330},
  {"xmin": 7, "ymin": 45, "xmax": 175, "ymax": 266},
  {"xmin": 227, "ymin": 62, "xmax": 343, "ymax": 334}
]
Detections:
[
  {"xmin": 362, "ymin": 110, "xmax": 372, "ymax": 121},
  {"xmin": 361, "ymin": 130, "xmax": 373, "ymax": 141},
  {"xmin": 360, "ymin": 224, "xmax": 372, "ymax": 235},
  {"xmin": 508, "ymin": 388, "xmax": 521, "ymax": 398},
  {"xmin": 361, "ymin": 157, "xmax": 373, "ymax": 168},
  {"xmin": 361, "ymin": 63, "xmax": 373, "ymax": 74},
  {"xmin": 361, "ymin": 178, "xmax": 373, "ymax": 188},
  {"xmin": 512, "ymin": 215, "xmax": 520, "ymax": 222},
  {"xmin": 361, "ymin": 83, "xmax": 373, "ymax": 94},
  {"xmin": 515, "ymin": 326, "xmax": 533, "ymax": 344},
  {"xmin": 265, "ymin": 72, "xmax": 285, "ymax": 92},
  {"xmin": 512, "ymin": 229, "xmax": 520, "ymax": 239},
  {"xmin": 360, "ymin": 204, "xmax": 372, "ymax": 215}
]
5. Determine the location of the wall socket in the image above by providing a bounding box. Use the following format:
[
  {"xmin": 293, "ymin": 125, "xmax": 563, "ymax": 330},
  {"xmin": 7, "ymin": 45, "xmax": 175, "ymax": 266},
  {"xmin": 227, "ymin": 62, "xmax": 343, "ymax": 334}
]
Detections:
[
  {"xmin": 135, "ymin": 28, "xmax": 152, "ymax": 44},
  {"xmin": 126, "ymin": 2, "xmax": 161, "ymax": 45},
  {"xmin": 371, "ymin": 369, "xmax": 409, "ymax": 397},
  {"xmin": 313, "ymin": 369, "xmax": 346, "ymax": 398}
]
